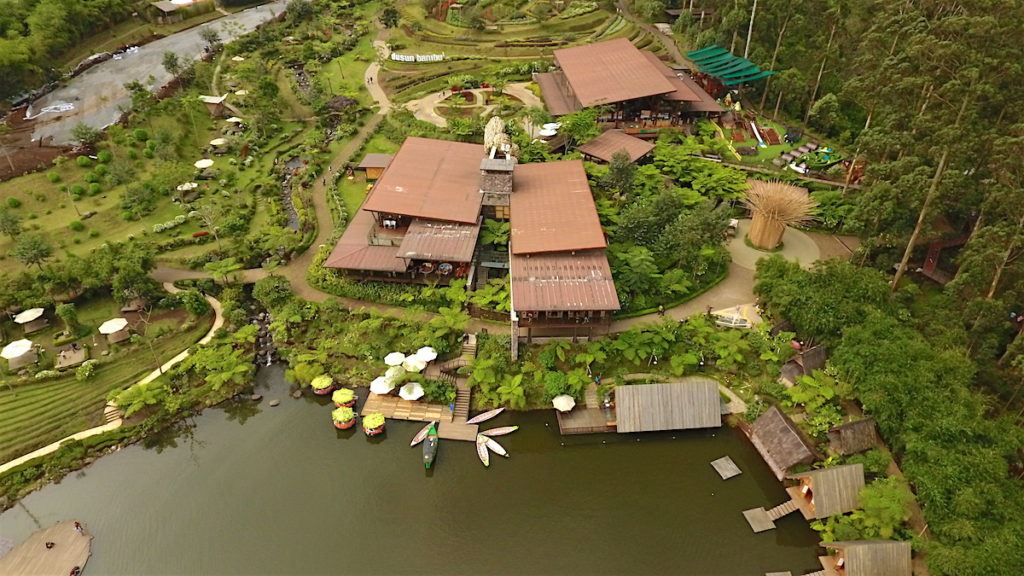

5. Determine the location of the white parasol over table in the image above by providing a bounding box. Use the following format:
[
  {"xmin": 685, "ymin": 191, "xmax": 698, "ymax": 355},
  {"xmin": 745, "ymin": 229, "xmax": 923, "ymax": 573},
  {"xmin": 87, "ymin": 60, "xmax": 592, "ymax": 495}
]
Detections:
[
  {"xmin": 231, "ymin": 56, "xmax": 246, "ymax": 62},
  {"xmin": 98, "ymin": 318, "xmax": 129, "ymax": 335},
  {"xmin": 13, "ymin": 308, "xmax": 44, "ymax": 324},
  {"xmin": 414, "ymin": 346, "xmax": 438, "ymax": 362},
  {"xmin": 1, "ymin": 339, "xmax": 34, "ymax": 360},
  {"xmin": 176, "ymin": 182, "xmax": 198, "ymax": 192},
  {"xmin": 225, "ymin": 117, "xmax": 244, "ymax": 124},
  {"xmin": 399, "ymin": 382, "xmax": 425, "ymax": 401},
  {"xmin": 384, "ymin": 352, "xmax": 406, "ymax": 366},
  {"xmin": 370, "ymin": 376, "xmax": 396, "ymax": 395},
  {"xmin": 209, "ymin": 138, "xmax": 228, "ymax": 147},
  {"xmin": 402, "ymin": 356, "xmax": 427, "ymax": 373},
  {"xmin": 194, "ymin": 159, "xmax": 214, "ymax": 169},
  {"xmin": 552, "ymin": 395, "xmax": 576, "ymax": 412},
  {"xmin": 538, "ymin": 128, "xmax": 557, "ymax": 138}
]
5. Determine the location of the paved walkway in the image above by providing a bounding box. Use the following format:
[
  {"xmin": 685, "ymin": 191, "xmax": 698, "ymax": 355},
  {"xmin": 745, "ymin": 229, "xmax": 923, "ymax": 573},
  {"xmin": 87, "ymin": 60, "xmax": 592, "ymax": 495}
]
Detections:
[
  {"xmin": 0, "ymin": 286, "xmax": 224, "ymax": 475},
  {"xmin": 0, "ymin": 520, "xmax": 91, "ymax": 576}
]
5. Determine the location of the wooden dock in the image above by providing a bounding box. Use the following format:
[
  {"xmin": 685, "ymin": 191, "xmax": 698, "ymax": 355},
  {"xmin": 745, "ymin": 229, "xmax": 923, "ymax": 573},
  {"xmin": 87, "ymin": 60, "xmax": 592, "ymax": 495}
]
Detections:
[
  {"xmin": 556, "ymin": 407, "xmax": 616, "ymax": 435},
  {"xmin": 0, "ymin": 520, "xmax": 91, "ymax": 575},
  {"xmin": 437, "ymin": 380, "xmax": 478, "ymax": 441},
  {"xmin": 360, "ymin": 393, "xmax": 452, "ymax": 423},
  {"xmin": 710, "ymin": 456, "xmax": 742, "ymax": 480},
  {"xmin": 743, "ymin": 486, "xmax": 811, "ymax": 532}
]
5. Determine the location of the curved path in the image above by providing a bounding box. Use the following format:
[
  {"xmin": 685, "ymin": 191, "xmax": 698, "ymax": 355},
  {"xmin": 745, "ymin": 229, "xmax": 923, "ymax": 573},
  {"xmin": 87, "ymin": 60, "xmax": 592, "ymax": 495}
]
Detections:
[
  {"xmin": 406, "ymin": 82, "xmax": 543, "ymax": 128},
  {"xmin": 0, "ymin": 286, "xmax": 224, "ymax": 475}
]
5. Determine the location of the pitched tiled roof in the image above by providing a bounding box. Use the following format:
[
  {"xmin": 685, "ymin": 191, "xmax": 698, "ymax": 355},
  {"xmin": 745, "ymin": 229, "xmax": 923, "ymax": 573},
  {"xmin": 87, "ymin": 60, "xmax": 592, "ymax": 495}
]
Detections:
[
  {"xmin": 324, "ymin": 209, "xmax": 406, "ymax": 272},
  {"xmin": 534, "ymin": 71, "xmax": 582, "ymax": 116},
  {"xmin": 361, "ymin": 137, "xmax": 484, "ymax": 224},
  {"xmin": 397, "ymin": 218, "xmax": 480, "ymax": 262},
  {"xmin": 510, "ymin": 250, "xmax": 620, "ymax": 312},
  {"xmin": 510, "ymin": 160, "xmax": 606, "ymax": 255},
  {"xmin": 357, "ymin": 153, "xmax": 394, "ymax": 169},
  {"xmin": 577, "ymin": 130, "xmax": 655, "ymax": 163},
  {"xmin": 552, "ymin": 38, "xmax": 676, "ymax": 107}
]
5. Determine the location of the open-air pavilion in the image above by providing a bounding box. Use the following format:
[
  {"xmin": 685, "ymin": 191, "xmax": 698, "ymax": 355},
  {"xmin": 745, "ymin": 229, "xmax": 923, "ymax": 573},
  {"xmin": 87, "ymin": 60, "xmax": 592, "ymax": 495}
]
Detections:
[
  {"xmin": 577, "ymin": 130, "xmax": 655, "ymax": 164},
  {"xmin": 686, "ymin": 45, "xmax": 775, "ymax": 92}
]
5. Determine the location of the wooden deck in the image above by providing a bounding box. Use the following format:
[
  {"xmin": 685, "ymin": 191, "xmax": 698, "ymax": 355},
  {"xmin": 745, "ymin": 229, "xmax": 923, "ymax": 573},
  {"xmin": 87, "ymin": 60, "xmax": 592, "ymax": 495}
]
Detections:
[
  {"xmin": 437, "ymin": 419, "xmax": 479, "ymax": 441},
  {"xmin": 0, "ymin": 520, "xmax": 91, "ymax": 575},
  {"xmin": 360, "ymin": 393, "xmax": 452, "ymax": 423},
  {"xmin": 743, "ymin": 507, "xmax": 776, "ymax": 533},
  {"xmin": 556, "ymin": 407, "xmax": 616, "ymax": 435},
  {"xmin": 710, "ymin": 456, "xmax": 742, "ymax": 480},
  {"xmin": 55, "ymin": 346, "xmax": 88, "ymax": 370}
]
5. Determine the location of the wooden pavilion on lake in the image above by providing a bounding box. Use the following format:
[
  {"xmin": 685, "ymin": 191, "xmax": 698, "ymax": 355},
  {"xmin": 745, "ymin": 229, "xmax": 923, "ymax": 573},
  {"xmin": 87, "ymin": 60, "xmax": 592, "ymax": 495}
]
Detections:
[
  {"xmin": 817, "ymin": 540, "xmax": 912, "ymax": 576},
  {"xmin": 535, "ymin": 38, "xmax": 722, "ymax": 130},
  {"xmin": 615, "ymin": 381, "xmax": 722, "ymax": 433},
  {"xmin": 787, "ymin": 464, "xmax": 865, "ymax": 520}
]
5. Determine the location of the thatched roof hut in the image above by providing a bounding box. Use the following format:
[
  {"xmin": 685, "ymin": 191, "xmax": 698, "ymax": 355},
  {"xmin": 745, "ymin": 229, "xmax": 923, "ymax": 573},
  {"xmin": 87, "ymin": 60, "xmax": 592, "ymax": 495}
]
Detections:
[
  {"xmin": 787, "ymin": 463, "xmax": 865, "ymax": 519},
  {"xmin": 828, "ymin": 418, "xmax": 879, "ymax": 456},
  {"xmin": 749, "ymin": 405, "xmax": 817, "ymax": 480},
  {"xmin": 823, "ymin": 540, "xmax": 912, "ymax": 576}
]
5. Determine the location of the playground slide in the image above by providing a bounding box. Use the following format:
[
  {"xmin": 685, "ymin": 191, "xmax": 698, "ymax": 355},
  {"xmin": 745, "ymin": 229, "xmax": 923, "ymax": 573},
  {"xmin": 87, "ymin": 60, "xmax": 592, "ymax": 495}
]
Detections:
[{"xmin": 749, "ymin": 121, "xmax": 767, "ymax": 148}]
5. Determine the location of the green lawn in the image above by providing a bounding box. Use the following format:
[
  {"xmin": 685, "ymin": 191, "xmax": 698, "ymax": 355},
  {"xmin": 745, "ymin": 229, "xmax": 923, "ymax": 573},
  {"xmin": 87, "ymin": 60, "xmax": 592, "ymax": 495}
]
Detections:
[{"xmin": 0, "ymin": 313, "xmax": 213, "ymax": 463}]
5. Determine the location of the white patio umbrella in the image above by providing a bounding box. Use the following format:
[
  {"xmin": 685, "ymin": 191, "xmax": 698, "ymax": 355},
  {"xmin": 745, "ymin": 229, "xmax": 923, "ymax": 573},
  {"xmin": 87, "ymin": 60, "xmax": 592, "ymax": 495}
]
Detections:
[
  {"xmin": 234, "ymin": 90, "xmax": 249, "ymax": 96},
  {"xmin": 542, "ymin": 122, "xmax": 561, "ymax": 130},
  {"xmin": 384, "ymin": 352, "xmax": 406, "ymax": 366},
  {"xmin": 13, "ymin": 308, "xmax": 44, "ymax": 324},
  {"xmin": 538, "ymin": 128, "xmax": 557, "ymax": 138},
  {"xmin": 369, "ymin": 376, "xmax": 396, "ymax": 395},
  {"xmin": 385, "ymin": 366, "xmax": 406, "ymax": 380},
  {"xmin": 414, "ymin": 346, "xmax": 438, "ymax": 362},
  {"xmin": 98, "ymin": 318, "xmax": 129, "ymax": 335},
  {"xmin": 194, "ymin": 158, "xmax": 214, "ymax": 169},
  {"xmin": 402, "ymin": 355, "xmax": 427, "ymax": 373},
  {"xmin": 1, "ymin": 339, "xmax": 33, "ymax": 360},
  {"xmin": 209, "ymin": 138, "xmax": 228, "ymax": 147},
  {"xmin": 231, "ymin": 56, "xmax": 245, "ymax": 62},
  {"xmin": 225, "ymin": 117, "xmax": 244, "ymax": 124},
  {"xmin": 552, "ymin": 395, "xmax": 576, "ymax": 412},
  {"xmin": 176, "ymin": 182, "xmax": 198, "ymax": 192},
  {"xmin": 399, "ymin": 382, "xmax": 425, "ymax": 401}
]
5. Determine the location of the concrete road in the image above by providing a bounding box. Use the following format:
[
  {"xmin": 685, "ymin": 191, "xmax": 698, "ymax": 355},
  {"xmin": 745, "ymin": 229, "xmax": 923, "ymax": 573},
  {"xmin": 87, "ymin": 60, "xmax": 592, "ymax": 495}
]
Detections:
[{"xmin": 29, "ymin": 1, "xmax": 288, "ymax": 146}]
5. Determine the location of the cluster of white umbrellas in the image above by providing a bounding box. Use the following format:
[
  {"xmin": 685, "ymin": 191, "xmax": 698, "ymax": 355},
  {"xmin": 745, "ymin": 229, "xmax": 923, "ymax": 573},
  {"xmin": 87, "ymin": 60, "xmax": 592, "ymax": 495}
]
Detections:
[{"xmin": 371, "ymin": 347, "xmax": 438, "ymax": 398}]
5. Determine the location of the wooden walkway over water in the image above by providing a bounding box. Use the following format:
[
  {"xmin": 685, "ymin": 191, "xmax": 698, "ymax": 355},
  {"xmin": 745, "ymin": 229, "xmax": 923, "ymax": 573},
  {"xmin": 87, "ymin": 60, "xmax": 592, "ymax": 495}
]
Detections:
[
  {"xmin": 557, "ymin": 383, "xmax": 616, "ymax": 435},
  {"xmin": 743, "ymin": 486, "xmax": 814, "ymax": 532},
  {"xmin": 360, "ymin": 394, "xmax": 452, "ymax": 423},
  {"xmin": 0, "ymin": 520, "xmax": 91, "ymax": 575}
]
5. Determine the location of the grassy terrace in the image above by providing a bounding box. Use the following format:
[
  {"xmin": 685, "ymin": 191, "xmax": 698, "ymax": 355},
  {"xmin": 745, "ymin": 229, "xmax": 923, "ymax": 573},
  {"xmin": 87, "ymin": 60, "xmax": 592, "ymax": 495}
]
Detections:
[{"xmin": 0, "ymin": 310, "xmax": 213, "ymax": 464}]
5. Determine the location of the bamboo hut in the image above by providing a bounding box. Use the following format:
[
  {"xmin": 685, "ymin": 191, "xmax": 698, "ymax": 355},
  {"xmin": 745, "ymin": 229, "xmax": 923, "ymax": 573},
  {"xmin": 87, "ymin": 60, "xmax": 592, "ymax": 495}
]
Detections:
[{"xmin": 744, "ymin": 180, "xmax": 816, "ymax": 250}]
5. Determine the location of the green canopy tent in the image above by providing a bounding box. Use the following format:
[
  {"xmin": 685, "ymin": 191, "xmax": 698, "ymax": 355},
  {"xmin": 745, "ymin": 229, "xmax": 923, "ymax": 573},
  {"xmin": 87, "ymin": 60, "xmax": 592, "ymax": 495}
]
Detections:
[
  {"xmin": 686, "ymin": 45, "xmax": 774, "ymax": 86},
  {"xmin": 725, "ymin": 70, "xmax": 776, "ymax": 86},
  {"xmin": 687, "ymin": 45, "xmax": 728, "ymax": 60}
]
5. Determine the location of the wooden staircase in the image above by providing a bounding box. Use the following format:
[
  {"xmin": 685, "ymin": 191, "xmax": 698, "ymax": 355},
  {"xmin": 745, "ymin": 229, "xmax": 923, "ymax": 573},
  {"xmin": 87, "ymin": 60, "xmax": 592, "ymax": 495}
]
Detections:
[
  {"xmin": 766, "ymin": 498, "xmax": 800, "ymax": 521},
  {"xmin": 435, "ymin": 333, "xmax": 480, "ymax": 441},
  {"xmin": 102, "ymin": 402, "xmax": 123, "ymax": 425},
  {"xmin": 453, "ymin": 380, "xmax": 471, "ymax": 420}
]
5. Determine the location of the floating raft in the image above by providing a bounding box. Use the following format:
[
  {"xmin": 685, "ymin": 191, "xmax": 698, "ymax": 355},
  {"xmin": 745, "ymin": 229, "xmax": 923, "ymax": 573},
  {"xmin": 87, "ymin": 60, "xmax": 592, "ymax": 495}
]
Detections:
[
  {"xmin": 0, "ymin": 520, "xmax": 91, "ymax": 576},
  {"xmin": 710, "ymin": 456, "xmax": 742, "ymax": 480}
]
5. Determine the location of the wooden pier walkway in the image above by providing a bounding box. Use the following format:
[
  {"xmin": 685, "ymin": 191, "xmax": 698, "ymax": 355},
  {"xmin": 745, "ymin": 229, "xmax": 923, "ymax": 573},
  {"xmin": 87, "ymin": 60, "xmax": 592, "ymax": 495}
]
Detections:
[
  {"xmin": 360, "ymin": 393, "xmax": 451, "ymax": 423},
  {"xmin": 0, "ymin": 520, "xmax": 91, "ymax": 575},
  {"xmin": 743, "ymin": 486, "xmax": 813, "ymax": 532},
  {"xmin": 434, "ymin": 334, "xmax": 480, "ymax": 442}
]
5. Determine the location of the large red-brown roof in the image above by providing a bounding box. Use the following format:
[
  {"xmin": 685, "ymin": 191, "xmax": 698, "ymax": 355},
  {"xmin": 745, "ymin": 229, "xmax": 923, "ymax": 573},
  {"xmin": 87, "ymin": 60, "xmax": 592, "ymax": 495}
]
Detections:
[
  {"xmin": 640, "ymin": 51, "xmax": 702, "ymax": 102},
  {"xmin": 578, "ymin": 130, "xmax": 655, "ymax": 163},
  {"xmin": 534, "ymin": 71, "xmax": 582, "ymax": 116},
  {"xmin": 511, "ymin": 250, "xmax": 620, "ymax": 312},
  {"xmin": 360, "ymin": 137, "xmax": 484, "ymax": 224},
  {"xmin": 553, "ymin": 38, "xmax": 675, "ymax": 107},
  {"xmin": 324, "ymin": 209, "xmax": 407, "ymax": 272},
  {"xmin": 510, "ymin": 160, "xmax": 606, "ymax": 255},
  {"xmin": 397, "ymin": 218, "xmax": 480, "ymax": 262}
]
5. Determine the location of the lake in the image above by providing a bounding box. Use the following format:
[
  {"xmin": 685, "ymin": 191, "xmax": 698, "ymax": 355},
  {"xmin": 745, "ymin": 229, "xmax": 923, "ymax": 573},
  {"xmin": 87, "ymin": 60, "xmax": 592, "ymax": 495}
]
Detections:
[{"xmin": 0, "ymin": 365, "xmax": 820, "ymax": 575}]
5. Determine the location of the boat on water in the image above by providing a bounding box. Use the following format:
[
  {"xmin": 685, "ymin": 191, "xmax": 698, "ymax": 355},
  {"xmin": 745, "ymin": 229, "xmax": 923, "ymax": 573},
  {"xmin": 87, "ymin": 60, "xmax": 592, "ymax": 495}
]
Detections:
[
  {"xmin": 480, "ymin": 426, "xmax": 518, "ymax": 437},
  {"xmin": 422, "ymin": 424, "xmax": 439, "ymax": 469},
  {"xmin": 362, "ymin": 412, "xmax": 386, "ymax": 436},
  {"xmin": 331, "ymin": 407, "xmax": 356, "ymax": 430},
  {"xmin": 410, "ymin": 421, "xmax": 437, "ymax": 447},
  {"xmin": 475, "ymin": 435, "xmax": 490, "ymax": 467},
  {"xmin": 466, "ymin": 407, "xmax": 504, "ymax": 425},
  {"xmin": 483, "ymin": 436, "xmax": 509, "ymax": 458}
]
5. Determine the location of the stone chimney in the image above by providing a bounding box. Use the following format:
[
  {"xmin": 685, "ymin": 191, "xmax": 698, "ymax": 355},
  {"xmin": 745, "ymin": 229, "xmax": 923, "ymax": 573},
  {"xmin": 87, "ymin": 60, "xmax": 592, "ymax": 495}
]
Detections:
[{"xmin": 480, "ymin": 146, "xmax": 516, "ymax": 219}]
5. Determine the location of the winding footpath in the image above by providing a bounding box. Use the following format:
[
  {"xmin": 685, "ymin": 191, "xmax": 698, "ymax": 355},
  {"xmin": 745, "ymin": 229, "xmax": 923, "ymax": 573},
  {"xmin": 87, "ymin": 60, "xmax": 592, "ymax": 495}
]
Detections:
[{"xmin": 0, "ymin": 286, "xmax": 224, "ymax": 475}]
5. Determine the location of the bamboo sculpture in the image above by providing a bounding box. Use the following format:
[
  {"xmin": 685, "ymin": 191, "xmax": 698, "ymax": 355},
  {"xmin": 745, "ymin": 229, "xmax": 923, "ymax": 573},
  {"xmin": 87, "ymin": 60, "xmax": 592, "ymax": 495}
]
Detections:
[{"xmin": 744, "ymin": 180, "xmax": 817, "ymax": 250}]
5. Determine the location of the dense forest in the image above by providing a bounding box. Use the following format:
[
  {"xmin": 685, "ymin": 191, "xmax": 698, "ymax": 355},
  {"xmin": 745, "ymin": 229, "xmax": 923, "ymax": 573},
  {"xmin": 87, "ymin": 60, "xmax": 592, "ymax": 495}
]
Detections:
[{"xmin": 674, "ymin": 1, "xmax": 1024, "ymax": 573}]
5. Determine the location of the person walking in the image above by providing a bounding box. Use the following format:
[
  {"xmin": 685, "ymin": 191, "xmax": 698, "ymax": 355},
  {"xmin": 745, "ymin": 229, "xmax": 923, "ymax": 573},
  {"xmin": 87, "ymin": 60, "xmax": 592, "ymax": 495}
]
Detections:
[
  {"xmin": 73, "ymin": 521, "xmax": 83, "ymax": 535},
  {"xmin": 657, "ymin": 304, "xmax": 665, "ymax": 317}
]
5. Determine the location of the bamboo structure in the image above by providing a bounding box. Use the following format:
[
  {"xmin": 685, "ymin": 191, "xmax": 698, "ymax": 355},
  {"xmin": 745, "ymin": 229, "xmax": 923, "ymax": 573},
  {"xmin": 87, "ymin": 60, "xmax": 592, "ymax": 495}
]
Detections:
[{"xmin": 745, "ymin": 180, "xmax": 816, "ymax": 250}]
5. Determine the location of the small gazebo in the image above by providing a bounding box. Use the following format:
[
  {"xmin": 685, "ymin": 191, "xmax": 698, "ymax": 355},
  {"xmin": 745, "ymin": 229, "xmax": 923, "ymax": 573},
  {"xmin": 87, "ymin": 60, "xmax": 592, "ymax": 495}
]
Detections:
[
  {"xmin": 2, "ymin": 339, "xmax": 38, "ymax": 371},
  {"xmin": 744, "ymin": 180, "xmax": 816, "ymax": 250},
  {"xmin": 14, "ymin": 308, "xmax": 49, "ymax": 335},
  {"xmin": 99, "ymin": 318, "xmax": 131, "ymax": 344}
]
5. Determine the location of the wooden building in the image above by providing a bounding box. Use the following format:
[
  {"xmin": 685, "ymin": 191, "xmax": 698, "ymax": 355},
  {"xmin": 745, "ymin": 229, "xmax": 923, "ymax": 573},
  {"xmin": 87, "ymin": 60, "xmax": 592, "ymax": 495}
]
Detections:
[
  {"xmin": 535, "ymin": 38, "xmax": 721, "ymax": 128},
  {"xmin": 356, "ymin": 153, "xmax": 393, "ymax": 181},
  {"xmin": 577, "ymin": 130, "xmax": 655, "ymax": 164},
  {"xmin": 787, "ymin": 464, "xmax": 865, "ymax": 519},
  {"xmin": 509, "ymin": 160, "xmax": 619, "ymax": 345},
  {"xmin": 748, "ymin": 405, "xmax": 818, "ymax": 480},
  {"xmin": 780, "ymin": 344, "xmax": 827, "ymax": 385},
  {"xmin": 819, "ymin": 540, "xmax": 912, "ymax": 576},
  {"xmin": 827, "ymin": 418, "xmax": 879, "ymax": 456},
  {"xmin": 615, "ymin": 381, "xmax": 722, "ymax": 433}
]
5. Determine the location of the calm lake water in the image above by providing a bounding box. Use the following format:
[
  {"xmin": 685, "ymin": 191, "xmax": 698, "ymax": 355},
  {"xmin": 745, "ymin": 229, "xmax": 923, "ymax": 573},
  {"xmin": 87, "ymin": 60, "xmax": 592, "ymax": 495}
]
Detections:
[{"xmin": 1, "ymin": 365, "xmax": 820, "ymax": 575}]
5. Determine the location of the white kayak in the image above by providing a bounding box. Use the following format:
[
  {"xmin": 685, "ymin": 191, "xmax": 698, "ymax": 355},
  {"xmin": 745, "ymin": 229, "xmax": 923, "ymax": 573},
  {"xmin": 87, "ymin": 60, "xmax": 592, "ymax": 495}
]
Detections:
[
  {"xmin": 466, "ymin": 407, "xmax": 504, "ymax": 425},
  {"xmin": 480, "ymin": 426, "xmax": 518, "ymax": 437},
  {"xmin": 484, "ymin": 437, "xmax": 509, "ymax": 458},
  {"xmin": 475, "ymin": 435, "xmax": 490, "ymax": 467},
  {"xmin": 409, "ymin": 421, "xmax": 437, "ymax": 447}
]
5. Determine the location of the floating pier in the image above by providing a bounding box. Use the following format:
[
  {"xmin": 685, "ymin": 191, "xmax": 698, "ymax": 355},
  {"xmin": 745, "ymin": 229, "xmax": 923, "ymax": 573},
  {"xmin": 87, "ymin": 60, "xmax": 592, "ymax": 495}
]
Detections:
[{"xmin": 0, "ymin": 520, "xmax": 91, "ymax": 575}]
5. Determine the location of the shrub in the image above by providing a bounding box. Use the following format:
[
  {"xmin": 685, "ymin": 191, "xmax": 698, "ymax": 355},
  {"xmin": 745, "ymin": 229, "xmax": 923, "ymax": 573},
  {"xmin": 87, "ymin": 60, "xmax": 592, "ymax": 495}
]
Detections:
[
  {"xmin": 84, "ymin": 172, "xmax": 100, "ymax": 183},
  {"xmin": 69, "ymin": 220, "xmax": 85, "ymax": 232},
  {"xmin": 89, "ymin": 230, "xmax": 100, "ymax": 238},
  {"xmin": 47, "ymin": 171, "xmax": 61, "ymax": 183},
  {"xmin": 88, "ymin": 183, "xmax": 102, "ymax": 195},
  {"xmin": 75, "ymin": 155, "xmax": 93, "ymax": 167},
  {"xmin": 34, "ymin": 369, "xmax": 61, "ymax": 379},
  {"xmin": 128, "ymin": 150, "xmax": 138, "ymax": 160},
  {"xmin": 6, "ymin": 197, "xmax": 22, "ymax": 208},
  {"xmin": 132, "ymin": 128, "xmax": 149, "ymax": 142},
  {"xmin": 97, "ymin": 150, "xmax": 113, "ymax": 163},
  {"xmin": 142, "ymin": 148, "xmax": 155, "ymax": 159},
  {"xmin": 76, "ymin": 360, "xmax": 98, "ymax": 381},
  {"xmin": 93, "ymin": 164, "xmax": 109, "ymax": 176},
  {"xmin": 70, "ymin": 184, "xmax": 86, "ymax": 196}
]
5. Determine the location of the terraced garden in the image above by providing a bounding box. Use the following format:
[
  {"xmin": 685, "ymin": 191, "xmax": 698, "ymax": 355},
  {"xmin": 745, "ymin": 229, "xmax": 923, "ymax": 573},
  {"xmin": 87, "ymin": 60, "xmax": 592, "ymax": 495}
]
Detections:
[{"xmin": 0, "ymin": 314, "xmax": 212, "ymax": 464}]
